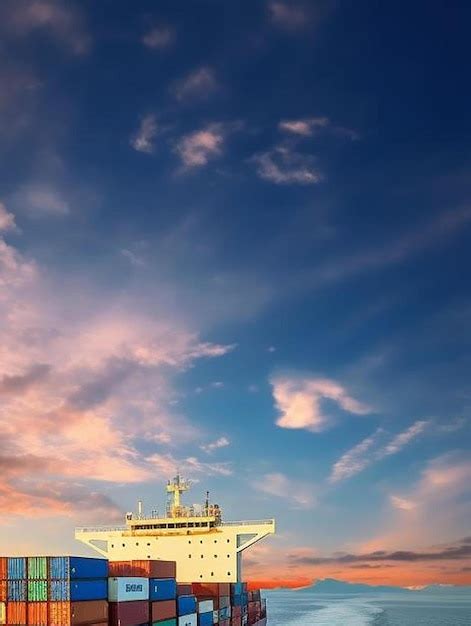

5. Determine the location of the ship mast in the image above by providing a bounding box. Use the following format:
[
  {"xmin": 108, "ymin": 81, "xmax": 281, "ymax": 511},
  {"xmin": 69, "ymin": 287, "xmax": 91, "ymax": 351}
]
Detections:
[{"xmin": 166, "ymin": 473, "xmax": 191, "ymax": 517}]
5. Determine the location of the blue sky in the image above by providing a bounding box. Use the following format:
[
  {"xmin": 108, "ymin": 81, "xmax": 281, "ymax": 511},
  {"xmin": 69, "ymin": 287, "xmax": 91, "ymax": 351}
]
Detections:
[{"xmin": 0, "ymin": 0, "xmax": 470, "ymax": 586}]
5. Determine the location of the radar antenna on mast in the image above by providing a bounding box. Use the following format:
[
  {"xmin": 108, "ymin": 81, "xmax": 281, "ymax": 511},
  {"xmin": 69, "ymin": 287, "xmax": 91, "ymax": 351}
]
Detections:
[{"xmin": 166, "ymin": 473, "xmax": 191, "ymax": 517}]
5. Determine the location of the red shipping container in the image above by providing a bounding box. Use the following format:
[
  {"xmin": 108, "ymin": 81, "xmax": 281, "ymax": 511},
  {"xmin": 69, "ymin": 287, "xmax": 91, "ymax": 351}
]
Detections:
[
  {"xmin": 231, "ymin": 618, "xmax": 242, "ymax": 626},
  {"xmin": 192, "ymin": 583, "xmax": 219, "ymax": 597},
  {"xmin": 109, "ymin": 601, "xmax": 149, "ymax": 626},
  {"xmin": 27, "ymin": 602, "xmax": 48, "ymax": 626},
  {"xmin": 0, "ymin": 559, "xmax": 6, "ymax": 581},
  {"xmin": 218, "ymin": 584, "xmax": 230, "ymax": 597},
  {"xmin": 7, "ymin": 601, "xmax": 27, "ymax": 625},
  {"xmin": 232, "ymin": 606, "xmax": 241, "ymax": 618},
  {"xmin": 49, "ymin": 600, "xmax": 109, "ymax": 626},
  {"xmin": 109, "ymin": 560, "xmax": 176, "ymax": 579},
  {"xmin": 150, "ymin": 600, "xmax": 176, "ymax": 621},
  {"xmin": 177, "ymin": 584, "xmax": 192, "ymax": 595},
  {"xmin": 0, "ymin": 581, "xmax": 6, "ymax": 602},
  {"xmin": 220, "ymin": 620, "xmax": 230, "ymax": 626}
]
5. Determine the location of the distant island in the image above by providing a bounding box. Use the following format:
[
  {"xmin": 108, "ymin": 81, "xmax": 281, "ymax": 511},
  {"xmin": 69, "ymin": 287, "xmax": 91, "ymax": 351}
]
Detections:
[{"xmin": 294, "ymin": 578, "xmax": 471, "ymax": 595}]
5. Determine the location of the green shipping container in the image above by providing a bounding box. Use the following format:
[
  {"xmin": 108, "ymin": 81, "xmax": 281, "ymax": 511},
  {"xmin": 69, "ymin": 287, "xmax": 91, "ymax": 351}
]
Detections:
[
  {"xmin": 28, "ymin": 580, "xmax": 48, "ymax": 601},
  {"xmin": 27, "ymin": 557, "xmax": 47, "ymax": 580},
  {"xmin": 152, "ymin": 620, "xmax": 177, "ymax": 626}
]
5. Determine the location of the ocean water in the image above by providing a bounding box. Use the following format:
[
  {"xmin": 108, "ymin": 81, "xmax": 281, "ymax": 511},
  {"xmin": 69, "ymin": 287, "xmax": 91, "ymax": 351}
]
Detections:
[{"xmin": 265, "ymin": 589, "xmax": 471, "ymax": 625}]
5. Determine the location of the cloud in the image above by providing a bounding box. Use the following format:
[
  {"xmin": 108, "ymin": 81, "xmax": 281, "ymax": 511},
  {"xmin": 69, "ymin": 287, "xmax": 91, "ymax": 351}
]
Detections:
[
  {"xmin": 329, "ymin": 429, "xmax": 384, "ymax": 483},
  {"xmin": 0, "ymin": 233, "xmax": 235, "ymax": 520},
  {"xmin": 250, "ymin": 146, "xmax": 323, "ymax": 185},
  {"xmin": 271, "ymin": 375, "xmax": 371, "ymax": 432},
  {"xmin": 268, "ymin": 2, "xmax": 309, "ymax": 30},
  {"xmin": 200, "ymin": 436, "xmax": 230, "ymax": 454},
  {"xmin": 390, "ymin": 495, "xmax": 416, "ymax": 511},
  {"xmin": 130, "ymin": 114, "xmax": 158, "ymax": 154},
  {"xmin": 121, "ymin": 248, "xmax": 146, "ymax": 267},
  {"xmin": 13, "ymin": 183, "xmax": 70, "ymax": 216},
  {"xmin": 147, "ymin": 453, "xmax": 232, "ymax": 477},
  {"xmin": 279, "ymin": 117, "xmax": 329, "ymax": 137},
  {"xmin": 329, "ymin": 420, "xmax": 429, "ymax": 482},
  {"xmin": 1, "ymin": 0, "xmax": 91, "ymax": 55},
  {"xmin": 255, "ymin": 472, "xmax": 315, "ymax": 508},
  {"xmin": 0, "ymin": 203, "xmax": 17, "ymax": 231},
  {"xmin": 142, "ymin": 26, "xmax": 175, "ymax": 50},
  {"xmin": 287, "ymin": 536, "xmax": 471, "ymax": 566},
  {"xmin": 175, "ymin": 124, "xmax": 225, "ymax": 168},
  {"xmin": 172, "ymin": 66, "xmax": 218, "ymax": 102}
]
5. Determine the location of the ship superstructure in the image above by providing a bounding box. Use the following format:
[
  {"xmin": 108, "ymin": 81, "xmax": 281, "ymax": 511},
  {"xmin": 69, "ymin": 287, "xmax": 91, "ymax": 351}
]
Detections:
[{"xmin": 75, "ymin": 475, "xmax": 275, "ymax": 583}]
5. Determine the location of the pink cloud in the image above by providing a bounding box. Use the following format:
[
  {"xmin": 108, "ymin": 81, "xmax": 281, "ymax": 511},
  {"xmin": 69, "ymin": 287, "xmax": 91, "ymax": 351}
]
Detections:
[
  {"xmin": 271, "ymin": 375, "xmax": 371, "ymax": 431},
  {"xmin": 0, "ymin": 203, "xmax": 17, "ymax": 231},
  {"xmin": 175, "ymin": 125, "xmax": 225, "ymax": 168},
  {"xmin": 172, "ymin": 66, "xmax": 218, "ymax": 102},
  {"xmin": 142, "ymin": 26, "xmax": 175, "ymax": 50},
  {"xmin": 255, "ymin": 472, "xmax": 315, "ymax": 509}
]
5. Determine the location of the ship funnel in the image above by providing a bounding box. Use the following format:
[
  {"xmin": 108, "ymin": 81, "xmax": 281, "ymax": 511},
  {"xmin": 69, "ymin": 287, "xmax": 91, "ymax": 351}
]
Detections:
[{"xmin": 138, "ymin": 499, "xmax": 143, "ymax": 518}]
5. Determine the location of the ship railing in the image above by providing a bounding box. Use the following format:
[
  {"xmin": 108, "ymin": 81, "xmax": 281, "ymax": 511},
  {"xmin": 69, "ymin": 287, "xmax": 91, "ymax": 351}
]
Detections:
[
  {"xmin": 221, "ymin": 519, "xmax": 274, "ymax": 526},
  {"xmin": 75, "ymin": 525, "xmax": 127, "ymax": 533}
]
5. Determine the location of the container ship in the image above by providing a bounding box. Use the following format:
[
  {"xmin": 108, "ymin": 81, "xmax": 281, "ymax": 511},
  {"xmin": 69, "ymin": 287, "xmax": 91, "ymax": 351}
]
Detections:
[{"xmin": 0, "ymin": 475, "xmax": 275, "ymax": 626}]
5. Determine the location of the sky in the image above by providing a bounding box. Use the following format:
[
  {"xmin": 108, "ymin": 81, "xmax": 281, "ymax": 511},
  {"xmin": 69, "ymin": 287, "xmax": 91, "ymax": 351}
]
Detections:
[{"xmin": 0, "ymin": 0, "xmax": 470, "ymax": 588}]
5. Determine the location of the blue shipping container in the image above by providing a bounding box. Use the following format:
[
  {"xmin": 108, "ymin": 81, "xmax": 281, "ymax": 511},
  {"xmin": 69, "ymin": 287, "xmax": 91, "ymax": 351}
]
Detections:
[
  {"xmin": 48, "ymin": 557, "xmax": 108, "ymax": 580},
  {"xmin": 7, "ymin": 580, "xmax": 27, "ymax": 601},
  {"xmin": 231, "ymin": 582, "xmax": 244, "ymax": 596},
  {"xmin": 7, "ymin": 557, "xmax": 26, "ymax": 580},
  {"xmin": 49, "ymin": 578, "xmax": 108, "ymax": 601},
  {"xmin": 149, "ymin": 578, "xmax": 177, "ymax": 601},
  {"xmin": 198, "ymin": 611, "xmax": 213, "ymax": 626},
  {"xmin": 178, "ymin": 595, "xmax": 197, "ymax": 616},
  {"xmin": 232, "ymin": 594, "xmax": 243, "ymax": 607}
]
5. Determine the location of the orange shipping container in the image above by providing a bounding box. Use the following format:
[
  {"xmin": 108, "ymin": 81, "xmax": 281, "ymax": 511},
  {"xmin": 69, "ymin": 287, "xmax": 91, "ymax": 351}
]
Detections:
[
  {"xmin": 0, "ymin": 559, "xmax": 6, "ymax": 581},
  {"xmin": 108, "ymin": 560, "xmax": 176, "ymax": 578},
  {"xmin": 0, "ymin": 581, "xmax": 6, "ymax": 602},
  {"xmin": 49, "ymin": 601, "xmax": 108, "ymax": 626},
  {"xmin": 7, "ymin": 602, "xmax": 27, "ymax": 626},
  {"xmin": 27, "ymin": 602, "xmax": 48, "ymax": 626}
]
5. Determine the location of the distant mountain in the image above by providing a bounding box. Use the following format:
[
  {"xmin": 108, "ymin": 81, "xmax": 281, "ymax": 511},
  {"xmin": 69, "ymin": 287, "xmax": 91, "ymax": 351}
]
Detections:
[{"xmin": 298, "ymin": 578, "xmax": 471, "ymax": 595}]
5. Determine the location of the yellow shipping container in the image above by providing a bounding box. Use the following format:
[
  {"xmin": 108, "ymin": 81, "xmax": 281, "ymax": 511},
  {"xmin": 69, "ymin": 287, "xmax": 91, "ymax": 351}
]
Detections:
[{"xmin": 0, "ymin": 602, "xmax": 5, "ymax": 626}]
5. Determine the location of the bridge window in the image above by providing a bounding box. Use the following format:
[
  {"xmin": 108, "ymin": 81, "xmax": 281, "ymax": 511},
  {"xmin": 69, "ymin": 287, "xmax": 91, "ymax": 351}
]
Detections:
[
  {"xmin": 211, "ymin": 572, "xmax": 214, "ymax": 576},
  {"xmin": 135, "ymin": 542, "xmax": 139, "ymax": 546},
  {"xmin": 214, "ymin": 555, "xmax": 217, "ymax": 558},
  {"xmin": 122, "ymin": 543, "xmax": 125, "ymax": 547}
]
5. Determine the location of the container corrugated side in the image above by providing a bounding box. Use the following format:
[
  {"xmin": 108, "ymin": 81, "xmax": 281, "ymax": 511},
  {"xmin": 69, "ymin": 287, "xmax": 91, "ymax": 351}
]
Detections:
[
  {"xmin": 197, "ymin": 600, "xmax": 213, "ymax": 614},
  {"xmin": 27, "ymin": 602, "xmax": 48, "ymax": 626},
  {"xmin": 28, "ymin": 579, "xmax": 48, "ymax": 601},
  {"xmin": 198, "ymin": 612, "xmax": 213, "ymax": 626},
  {"xmin": 177, "ymin": 596, "xmax": 197, "ymax": 616},
  {"xmin": 7, "ymin": 579, "xmax": 27, "ymax": 601},
  {"xmin": 49, "ymin": 557, "xmax": 108, "ymax": 580},
  {"xmin": 27, "ymin": 556, "xmax": 48, "ymax": 580},
  {"xmin": 0, "ymin": 602, "xmax": 5, "ymax": 626},
  {"xmin": 49, "ymin": 579, "xmax": 108, "ymax": 601},
  {"xmin": 49, "ymin": 600, "xmax": 108, "ymax": 626},
  {"xmin": 0, "ymin": 582, "xmax": 6, "ymax": 602},
  {"xmin": 6, "ymin": 601, "xmax": 26, "ymax": 625},
  {"xmin": 0, "ymin": 559, "xmax": 6, "ymax": 581},
  {"xmin": 151, "ymin": 619, "xmax": 176, "ymax": 626},
  {"xmin": 150, "ymin": 600, "xmax": 177, "ymax": 621},
  {"xmin": 108, "ymin": 600, "xmax": 149, "ymax": 626},
  {"xmin": 7, "ymin": 558, "xmax": 26, "ymax": 580}
]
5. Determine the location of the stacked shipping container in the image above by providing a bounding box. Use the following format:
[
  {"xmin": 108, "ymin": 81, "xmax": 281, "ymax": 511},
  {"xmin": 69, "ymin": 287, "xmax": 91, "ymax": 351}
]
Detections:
[
  {"xmin": 0, "ymin": 557, "xmax": 266, "ymax": 626},
  {"xmin": 0, "ymin": 557, "xmax": 108, "ymax": 626}
]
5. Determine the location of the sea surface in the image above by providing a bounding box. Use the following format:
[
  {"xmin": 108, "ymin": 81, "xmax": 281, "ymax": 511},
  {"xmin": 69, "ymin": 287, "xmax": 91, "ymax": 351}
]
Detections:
[{"xmin": 265, "ymin": 589, "xmax": 471, "ymax": 625}]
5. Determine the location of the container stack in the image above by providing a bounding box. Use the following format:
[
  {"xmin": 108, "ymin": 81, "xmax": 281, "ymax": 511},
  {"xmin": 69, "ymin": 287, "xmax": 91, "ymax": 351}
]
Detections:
[
  {"xmin": 108, "ymin": 560, "xmax": 178, "ymax": 626},
  {"xmin": 0, "ymin": 556, "xmax": 108, "ymax": 626},
  {"xmin": 0, "ymin": 556, "xmax": 268, "ymax": 626}
]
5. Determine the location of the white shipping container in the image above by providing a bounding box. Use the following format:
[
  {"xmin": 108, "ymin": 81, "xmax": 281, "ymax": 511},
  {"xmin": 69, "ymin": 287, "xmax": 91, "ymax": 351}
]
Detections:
[
  {"xmin": 0, "ymin": 602, "xmax": 5, "ymax": 626},
  {"xmin": 213, "ymin": 610, "xmax": 218, "ymax": 623},
  {"xmin": 108, "ymin": 577, "xmax": 149, "ymax": 602},
  {"xmin": 198, "ymin": 600, "xmax": 214, "ymax": 613},
  {"xmin": 178, "ymin": 613, "xmax": 197, "ymax": 626}
]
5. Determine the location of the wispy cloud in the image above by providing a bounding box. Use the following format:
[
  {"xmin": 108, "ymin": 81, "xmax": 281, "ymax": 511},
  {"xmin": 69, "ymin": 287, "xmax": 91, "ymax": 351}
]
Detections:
[
  {"xmin": 175, "ymin": 124, "xmax": 225, "ymax": 168},
  {"xmin": 271, "ymin": 375, "xmax": 371, "ymax": 432},
  {"xmin": 255, "ymin": 472, "xmax": 315, "ymax": 508},
  {"xmin": 279, "ymin": 117, "xmax": 329, "ymax": 137},
  {"xmin": 0, "ymin": 203, "xmax": 17, "ymax": 232},
  {"xmin": 200, "ymin": 436, "xmax": 230, "ymax": 454},
  {"xmin": 13, "ymin": 183, "xmax": 70, "ymax": 216},
  {"xmin": 130, "ymin": 114, "xmax": 158, "ymax": 154},
  {"xmin": 251, "ymin": 145, "xmax": 323, "ymax": 185},
  {"xmin": 1, "ymin": 0, "xmax": 91, "ymax": 55},
  {"xmin": 147, "ymin": 452, "xmax": 232, "ymax": 476},
  {"xmin": 121, "ymin": 248, "xmax": 146, "ymax": 267},
  {"xmin": 268, "ymin": 2, "xmax": 309, "ymax": 30},
  {"xmin": 142, "ymin": 26, "xmax": 175, "ymax": 50},
  {"xmin": 172, "ymin": 66, "xmax": 218, "ymax": 102},
  {"xmin": 329, "ymin": 420, "xmax": 429, "ymax": 482}
]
